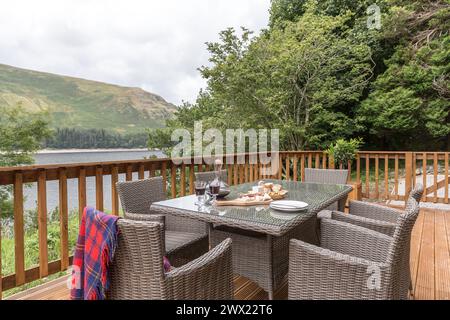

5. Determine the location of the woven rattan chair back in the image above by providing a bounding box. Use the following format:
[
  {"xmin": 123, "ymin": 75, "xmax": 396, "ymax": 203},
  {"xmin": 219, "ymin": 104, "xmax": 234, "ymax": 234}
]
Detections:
[
  {"xmin": 108, "ymin": 219, "xmax": 167, "ymax": 299},
  {"xmin": 304, "ymin": 168, "xmax": 348, "ymax": 185},
  {"xmin": 387, "ymin": 196, "xmax": 420, "ymax": 299},
  {"xmin": 116, "ymin": 177, "xmax": 166, "ymax": 215}
]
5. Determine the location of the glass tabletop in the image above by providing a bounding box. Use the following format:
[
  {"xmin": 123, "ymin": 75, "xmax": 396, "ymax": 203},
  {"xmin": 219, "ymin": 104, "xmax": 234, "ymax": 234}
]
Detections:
[{"xmin": 152, "ymin": 180, "xmax": 352, "ymax": 227}]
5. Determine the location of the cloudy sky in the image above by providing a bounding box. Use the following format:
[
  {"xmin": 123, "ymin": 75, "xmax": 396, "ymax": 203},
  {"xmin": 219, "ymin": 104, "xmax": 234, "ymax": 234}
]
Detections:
[{"xmin": 0, "ymin": 0, "xmax": 270, "ymax": 105}]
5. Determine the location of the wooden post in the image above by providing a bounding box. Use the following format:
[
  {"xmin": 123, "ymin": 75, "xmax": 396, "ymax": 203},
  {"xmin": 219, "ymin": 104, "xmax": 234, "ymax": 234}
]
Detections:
[
  {"xmin": 300, "ymin": 154, "xmax": 305, "ymax": 182},
  {"xmin": 433, "ymin": 153, "xmax": 438, "ymax": 203},
  {"xmin": 384, "ymin": 154, "xmax": 389, "ymax": 200},
  {"xmin": 285, "ymin": 156, "xmax": 290, "ymax": 181},
  {"xmin": 356, "ymin": 153, "xmax": 361, "ymax": 183},
  {"xmin": 394, "ymin": 154, "xmax": 399, "ymax": 200},
  {"xmin": 138, "ymin": 163, "xmax": 145, "ymax": 180},
  {"xmin": 13, "ymin": 172, "xmax": 25, "ymax": 286},
  {"xmin": 161, "ymin": 162, "xmax": 167, "ymax": 193},
  {"xmin": 111, "ymin": 166, "xmax": 119, "ymax": 216},
  {"xmin": 189, "ymin": 164, "xmax": 195, "ymax": 194},
  {"xmin": 0, "ymin": 210, "xmax": 2, "ymax": 300},
  {"xmin": 227, "ymin": 164, "xmax": 233, "ymax": 185},
  {"xmin": 293, "ymin": 155, "xmax": 298, "ymax": 181},
  {"xmin": 126, "ymin": 165, "xmax": 133, "ymax": 181},
  {"xmin": 78, "ymin": 168, "xmax": 86, "ymax": 221},
  {"xmin": 38, "ymin": 170, "xmax": 48, "ymax": 277},
  {"xmin": 405, "ymin": 152, "xmax": 413, "ymax": 203},
  {"xmin": 322, "ymin": 153, "xmax": 327, "ymax": 169},
  {"xmin": 59, "ymin": 169, "xmax": 69, "ymax": 270},
  {"xmin": 171, "ymin": 164, "xmax": 177, "ymax": 198},
  {"xmin": 180, "ymin": 164, "xmax": 186, "ymax": 197},
  {"xmin": 445, "ymin": 153, "xmax": 449, "ymax": 204},
  {"xmin": 375, "ymin": 155, "xmax": 379, "ymax": 199},
  {"xmin": 365, "ymin": 155, "xmax": 370, "ymax": 197},
  {"xmin": 422, "ymin": 153, "xmax": 427, "ymax": 201},
  {"xmin": 95, "ymin": 166, "xmax": 104, "ymax": 212}
]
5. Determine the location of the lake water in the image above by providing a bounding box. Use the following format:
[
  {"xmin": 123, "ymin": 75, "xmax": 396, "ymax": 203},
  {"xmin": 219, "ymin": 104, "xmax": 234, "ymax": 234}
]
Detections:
[{"xmin": 24, "ymin": 149, "xmax": 165, "ymax": 212}]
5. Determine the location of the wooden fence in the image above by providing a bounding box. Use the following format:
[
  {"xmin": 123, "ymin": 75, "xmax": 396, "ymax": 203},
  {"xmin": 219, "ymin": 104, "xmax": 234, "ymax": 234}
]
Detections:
[{"xmin": 0, "ymin": 150, "xmax": 448, "ymax": 297}]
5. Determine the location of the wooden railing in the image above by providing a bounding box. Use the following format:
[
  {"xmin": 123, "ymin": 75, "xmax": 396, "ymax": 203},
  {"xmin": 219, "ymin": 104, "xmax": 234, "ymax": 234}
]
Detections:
[{"xmin": 0, "ymin": 150, "xmax": 448, "ymax": 297}]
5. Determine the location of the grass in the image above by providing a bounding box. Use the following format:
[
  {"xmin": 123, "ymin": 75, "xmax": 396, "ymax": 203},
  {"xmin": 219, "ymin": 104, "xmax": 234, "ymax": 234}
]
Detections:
[{"xmin": 1, "ymin": 211, "xmax": 80, "ymax": 298}]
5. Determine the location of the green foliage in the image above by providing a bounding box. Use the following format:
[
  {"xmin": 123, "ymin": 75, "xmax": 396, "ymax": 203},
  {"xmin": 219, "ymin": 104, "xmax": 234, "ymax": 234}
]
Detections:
[
  {"xmin": 357, "ymin": 5, "xmax": 450, "ymax": 150},
  {"xmin": 0, "ymin": 103, "xmax": 52, "ymax": 219},
  {"xmin": 147, "ymin": 127, "xmax": 177, "ymax": 155},
  {"xmin": 150, "ymin": 0, "xmax": 449, "ymax": 152},
  {"xmin": 0, "ymin": 103, "xmax": 52, "ymax": 166},
  {"xmin": 169, "ymin": 4, "xmax": 373, "ymax": 151},
  {"xmin": 327, "ymin": 138, "xmax": 363, "ymax": 168},
  {"xmin": 44, "ymin": 127, "xmax": 148, "ymax": 149},
  {"xmin": 1, "ymin": 209, "xmax": 79, "ymax": 279}
]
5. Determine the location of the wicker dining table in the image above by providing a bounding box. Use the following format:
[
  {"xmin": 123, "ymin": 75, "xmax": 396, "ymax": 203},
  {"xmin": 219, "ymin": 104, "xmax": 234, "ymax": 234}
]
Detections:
[{"xmin": 151, "ymin": 179, "xmax": 353, "ymax": 300}]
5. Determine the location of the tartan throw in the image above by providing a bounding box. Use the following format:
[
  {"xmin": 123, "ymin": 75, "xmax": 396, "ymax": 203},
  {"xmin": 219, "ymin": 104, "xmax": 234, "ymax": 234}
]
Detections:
[{"xmin": 70, "ymin": 207, "xmax": 120, "ymax": 300}]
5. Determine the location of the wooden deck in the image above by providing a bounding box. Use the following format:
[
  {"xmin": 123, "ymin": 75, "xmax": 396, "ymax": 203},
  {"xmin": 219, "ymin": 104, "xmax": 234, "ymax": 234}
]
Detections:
[{"xmin": 6, "ymin": 207, "xmax": 450, "ymax": 300}]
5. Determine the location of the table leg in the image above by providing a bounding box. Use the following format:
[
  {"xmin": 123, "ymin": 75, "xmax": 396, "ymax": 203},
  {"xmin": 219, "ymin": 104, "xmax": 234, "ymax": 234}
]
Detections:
[
  {"xmin": 267, "ymin": 234, "xmax": 274, "ymax": 300},
  {"xmin": 208, "ymin": 223, "xmax": 213, "ymax": 250},
  {"xmin": 338, "ymin": 195, "xmax": 348, "ymax": 212}
]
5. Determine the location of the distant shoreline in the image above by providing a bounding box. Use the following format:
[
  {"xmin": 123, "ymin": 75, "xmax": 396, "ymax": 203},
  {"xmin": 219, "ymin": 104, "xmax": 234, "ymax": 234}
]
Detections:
[{"xmin": 37, "ymin": 148, "xmax": 153, "ymax": 154}]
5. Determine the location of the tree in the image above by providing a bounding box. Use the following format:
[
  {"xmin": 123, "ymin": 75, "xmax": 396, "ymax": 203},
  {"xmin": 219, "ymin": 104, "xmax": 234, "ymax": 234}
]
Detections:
[
  {"xmin": 0, "ymin": 103, "xmax": 52, "ymax": 218},
  {"xmin": 190, "ymin": 2, "xmax": 374, "ymax": 150},
  {"xmin": 357, "ymin": 1, "xmax": 450, "ymax": 150},
  {"xmin": 0, "ymin": 103, "xmax": 52, "ymax": 166}
]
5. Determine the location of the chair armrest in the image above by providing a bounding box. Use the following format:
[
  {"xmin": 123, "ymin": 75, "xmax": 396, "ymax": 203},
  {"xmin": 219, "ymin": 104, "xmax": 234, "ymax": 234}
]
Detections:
[
  {"xmin": 331, "ymin": 211, "xmax": 397, "ymax": 236},
  {"xmin": 165, "ymin": 238, "xmax": 233, "ymax": 300},
  {"xmin": 124, "ymin": 212, "xmax": 165, "ymax": 224},
  {"xmin": 349, "ymin": 200, "xmax": 401, "ymax": 223},
  {"xmin": 320, "ymin": 219, "xmax": 393, "ymax": 263},
  {"xmin": 124, "ymin": 213, "xmax": 166, "ymax": 252},
  {"xmin": 289, "ymin": 239, "xmax": 391, "ymax": 300}
]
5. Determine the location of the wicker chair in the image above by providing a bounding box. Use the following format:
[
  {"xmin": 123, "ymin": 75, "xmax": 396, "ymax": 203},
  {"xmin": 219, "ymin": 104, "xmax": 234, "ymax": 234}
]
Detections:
[
  {"xmin": 329, "ymin": 184, "xmax": 424, "ymax": 296},
  {"xmin": 116, "ymin": 177, "xmax": 209, "ymax": 267},
  {"xmin": 288, "ymin": 197, "xmax": 420, "ymax": 300},
  {"xmin": 330, "ymin": 184, "xmax": 424, "ymax": 236},
  {"xmin": 108, "ymin": 219, "xmax": 233, "ymax": 300},
  {"xmin": 304, "ymin": 168, "xmax": 349, "ymax": 217},
  {"xmin": 195, "ymin": 170, "xmax": 228, "ymax": 183}
]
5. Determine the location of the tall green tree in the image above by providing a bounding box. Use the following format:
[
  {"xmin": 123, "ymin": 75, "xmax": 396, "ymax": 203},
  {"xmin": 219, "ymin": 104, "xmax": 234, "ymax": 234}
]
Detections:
[
  {"xmin": 0, "ymin": 103, "xmax": 51, "ymax": 218},
  {"xmin": 168, "ymin": 2, "xmax": 374, "ymax": 150}
]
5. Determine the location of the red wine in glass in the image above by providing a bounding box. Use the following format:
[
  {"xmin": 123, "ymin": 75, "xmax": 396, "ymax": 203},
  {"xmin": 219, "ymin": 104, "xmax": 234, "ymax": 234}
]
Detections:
[
  {"xmin": 195, "ymin": 185, "xmax": 206, "ymax": 196},
  {"xmin": 194, "ymin": 181, "xmax": 207, "ymax": 205},
  {"xmin": 209, "ymin": 179, "xmax": 220, "ymax": 199}
]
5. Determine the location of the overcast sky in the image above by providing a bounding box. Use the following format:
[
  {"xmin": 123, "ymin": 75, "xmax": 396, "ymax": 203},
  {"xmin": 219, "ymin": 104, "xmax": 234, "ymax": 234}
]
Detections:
[{"xmin": 0, "ymin": 0, "xmax": 270, "ymax": 105}]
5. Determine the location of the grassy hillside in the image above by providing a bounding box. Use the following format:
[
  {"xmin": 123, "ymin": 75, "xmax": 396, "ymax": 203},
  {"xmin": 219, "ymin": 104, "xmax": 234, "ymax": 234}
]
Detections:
[{"xmin": 0, "ymin": 64, "xmax": 177, "ymax": 133}]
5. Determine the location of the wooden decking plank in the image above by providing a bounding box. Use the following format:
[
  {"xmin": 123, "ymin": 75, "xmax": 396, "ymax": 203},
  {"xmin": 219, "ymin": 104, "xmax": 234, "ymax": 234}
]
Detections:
[
  {"xmin": 434, "ymin": 210, "xmax": 450, "ymax": 299},
  {"xmin": 414, "ymin": 210, "xmax": 435, "ymax": 300},
  {"xmin": 410, "ymin": 209, "xmax": 425, "ymax": 295}
]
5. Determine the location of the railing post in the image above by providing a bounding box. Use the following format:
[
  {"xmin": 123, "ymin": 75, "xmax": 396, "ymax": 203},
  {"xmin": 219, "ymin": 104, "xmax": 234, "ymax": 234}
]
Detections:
[
  {"xmin": 111, "ymin": 166, "xmax": 119, "ymax": 216},
  {"xmin": 0, "ymin": 209, "xmax": 2, "ymax": 300},
  {"xmin": 405, "ymin": 152, "xmax": 413, "ymax": 204},
  {"xmin": 13, "ymin": 172, "xmax": 25, "ymax": 286},
  {"xmin": 38, "ymin": 170, "xmax": 48, "ymax": 277}
]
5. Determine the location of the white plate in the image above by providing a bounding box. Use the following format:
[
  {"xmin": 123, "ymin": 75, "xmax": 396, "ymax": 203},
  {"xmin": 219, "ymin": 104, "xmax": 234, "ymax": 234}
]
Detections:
[{"xmin": 270, "ymin": 200, "xmax": 309, "ymax": 212}]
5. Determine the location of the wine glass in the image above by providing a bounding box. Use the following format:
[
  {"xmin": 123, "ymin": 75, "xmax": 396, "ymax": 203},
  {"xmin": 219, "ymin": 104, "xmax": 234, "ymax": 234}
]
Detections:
[
  {"xmin": 194, "ymin": 180, "xmax": 207, "ymax": 206},
  {"xmin": 209, "ymin": 178, "xmax": 220, "ymax": 203}
]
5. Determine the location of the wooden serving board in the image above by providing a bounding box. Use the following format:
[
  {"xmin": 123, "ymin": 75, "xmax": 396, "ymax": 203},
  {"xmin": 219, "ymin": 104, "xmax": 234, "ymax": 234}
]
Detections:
[{"xmin": 215, "ymin": 199, "xmax": 273, "ymax": 207}]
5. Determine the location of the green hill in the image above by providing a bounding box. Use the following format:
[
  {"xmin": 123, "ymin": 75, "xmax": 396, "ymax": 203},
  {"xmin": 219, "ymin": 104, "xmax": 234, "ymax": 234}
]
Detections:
[{"xmin": 0, "ymin": 63, "xmax": 177, "ymax": 133}]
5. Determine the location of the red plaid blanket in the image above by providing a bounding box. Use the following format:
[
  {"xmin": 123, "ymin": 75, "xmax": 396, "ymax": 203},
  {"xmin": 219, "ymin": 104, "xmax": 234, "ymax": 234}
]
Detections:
[{"xmin": 70, "ymin": 207, "xmax": 120, "ymax": 300}]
